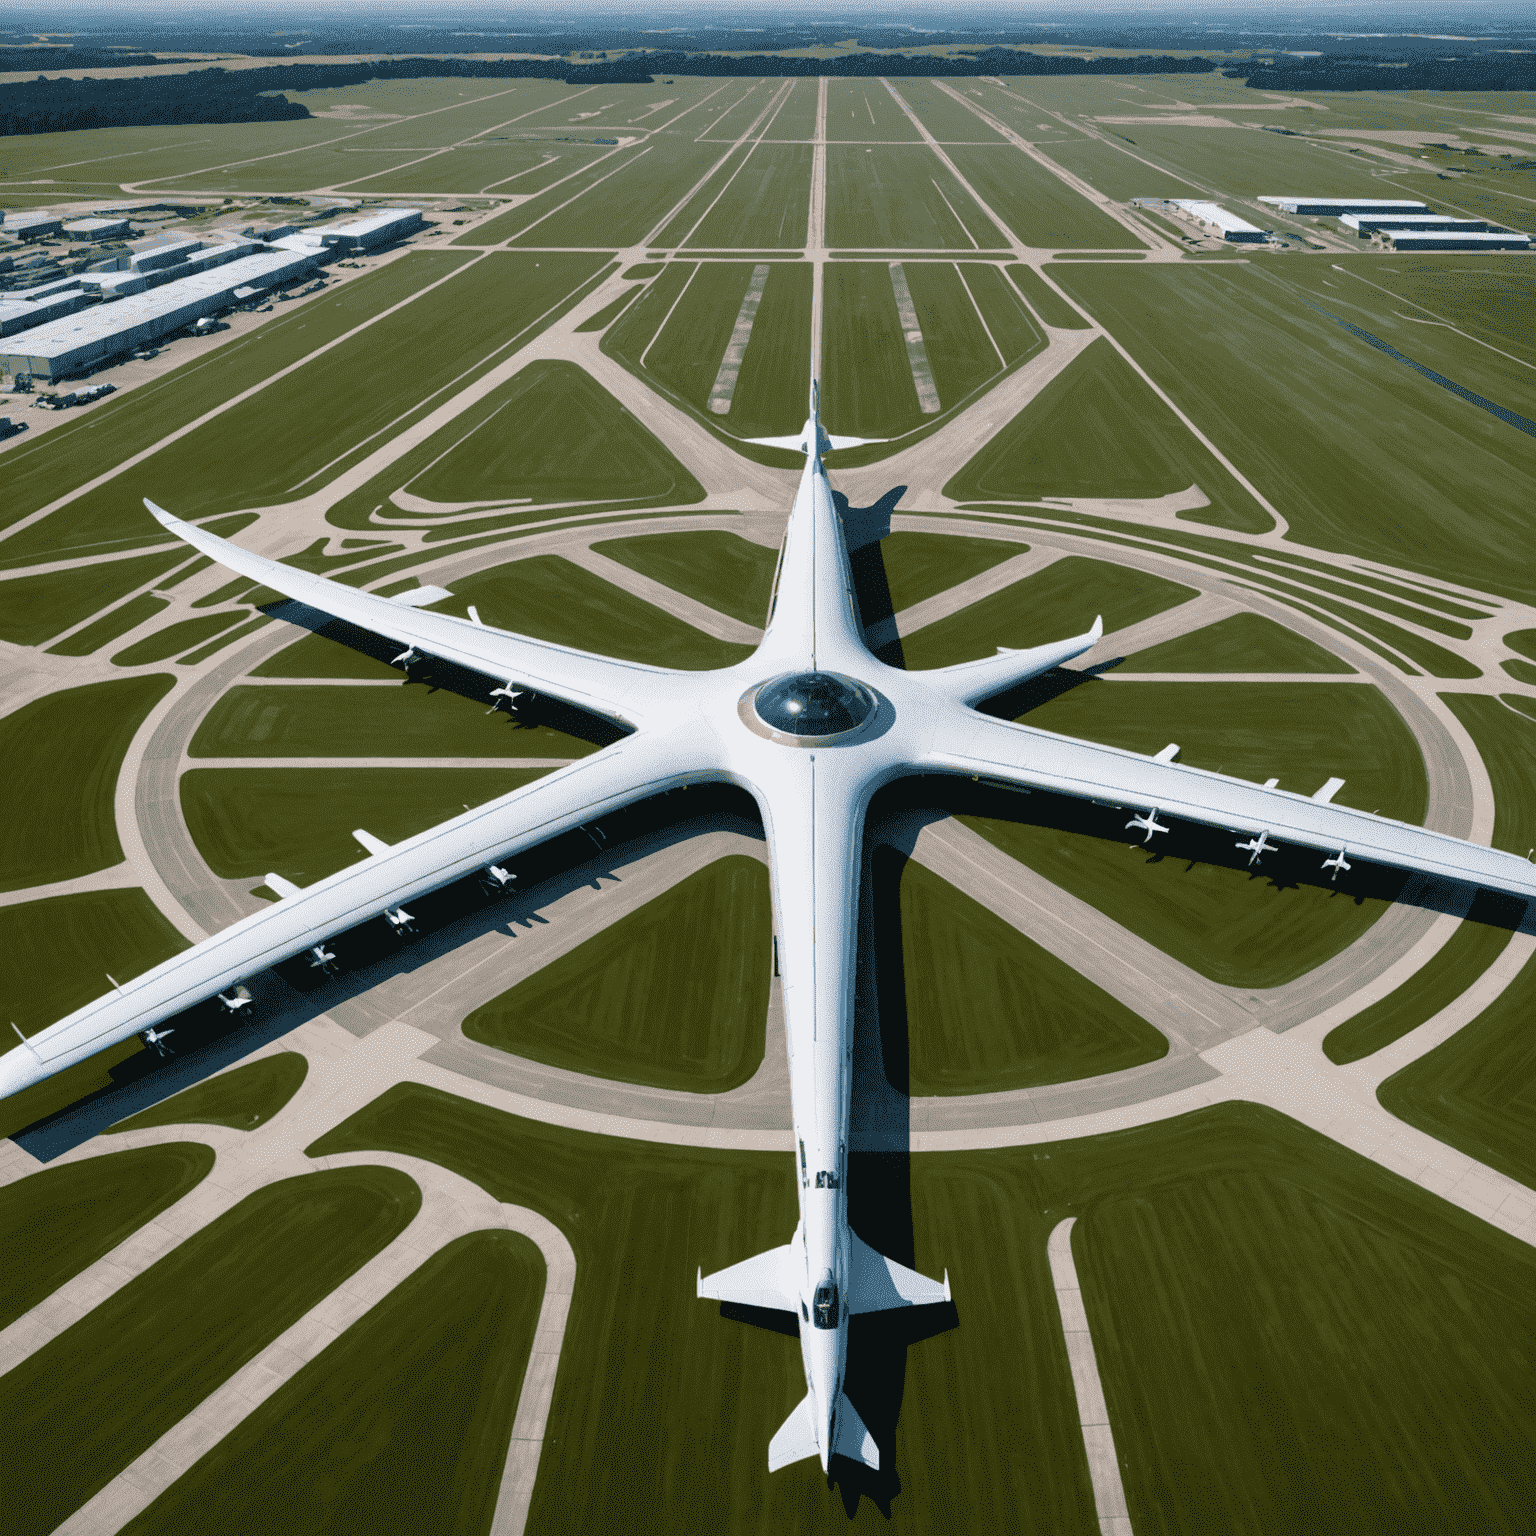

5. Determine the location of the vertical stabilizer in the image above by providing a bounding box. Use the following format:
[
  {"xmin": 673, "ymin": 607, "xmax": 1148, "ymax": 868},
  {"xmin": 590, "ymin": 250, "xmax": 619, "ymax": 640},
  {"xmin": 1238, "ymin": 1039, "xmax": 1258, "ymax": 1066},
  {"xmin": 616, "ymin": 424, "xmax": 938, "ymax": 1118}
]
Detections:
[{"xmin": 768, "ymin": 1394, "xmax": 820, "ymax": 1472}]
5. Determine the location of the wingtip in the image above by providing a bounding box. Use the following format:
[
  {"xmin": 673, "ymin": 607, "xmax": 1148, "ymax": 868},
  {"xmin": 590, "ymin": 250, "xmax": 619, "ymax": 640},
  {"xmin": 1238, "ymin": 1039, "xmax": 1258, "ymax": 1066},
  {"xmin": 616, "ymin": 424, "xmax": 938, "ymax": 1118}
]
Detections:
[
  {"xmin": 143, "ymin": 498, "xmax": 181, "ymax": 531},
  {"xmin": 1090, "ymin": 614, "xmax": 1104, "ymax": 641}
]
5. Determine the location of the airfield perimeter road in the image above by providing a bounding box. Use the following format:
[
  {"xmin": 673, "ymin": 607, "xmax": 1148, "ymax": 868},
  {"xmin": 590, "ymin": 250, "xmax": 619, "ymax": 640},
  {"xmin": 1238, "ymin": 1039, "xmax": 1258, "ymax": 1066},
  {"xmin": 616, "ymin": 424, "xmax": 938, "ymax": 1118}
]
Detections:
[{"xmin": 4, "ymin": 72, "xmax": 1536, "ymax": 1535}]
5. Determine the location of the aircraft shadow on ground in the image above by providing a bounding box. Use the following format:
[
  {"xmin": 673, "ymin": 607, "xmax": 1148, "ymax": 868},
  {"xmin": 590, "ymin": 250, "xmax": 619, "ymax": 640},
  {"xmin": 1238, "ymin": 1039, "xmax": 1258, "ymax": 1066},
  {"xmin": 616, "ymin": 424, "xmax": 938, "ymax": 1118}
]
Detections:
[{"xmin": 13, "ymin": 788, "xmax": 764, "ymax": 1161}]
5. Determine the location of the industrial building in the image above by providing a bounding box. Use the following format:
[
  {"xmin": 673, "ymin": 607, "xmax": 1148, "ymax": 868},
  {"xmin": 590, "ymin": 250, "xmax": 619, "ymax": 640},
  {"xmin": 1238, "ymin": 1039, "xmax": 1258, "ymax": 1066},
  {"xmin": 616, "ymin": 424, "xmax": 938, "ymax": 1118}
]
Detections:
[
  {"xmin": 1341, "ymin": 212, "xmax": 1488, "ymax": 235},
  {"xmin": 1259, "ymin": 197, "xmax": 1427, "ymax": 216},
  {"xmin": 320, "ymin": 208, "xmax": 424, "ymax": 250},
  {"xmin": 0, "ymin": 288, "xmax": 90, "ymax": 337},
  {"xmin": 1165, "ymin": 199, "xmax": 1271, "ymax": 242},
  {"xmin": 131, "ymin": 237, "xmax": 204, "ymax": 272},
  {"xmin": 0, "ymin": 248, "xmax": 323, "ymax": 379},
  {"xmin": 1383, "ymin": 229, "xmax": 1530, "ymax": 252},
  {"xmin": 62, "ymin": 216, "xmax": 131, "ymax": 242},
  {"xmin": 1, "ymin": 212, "xmax": 63, "ymax": 240}
]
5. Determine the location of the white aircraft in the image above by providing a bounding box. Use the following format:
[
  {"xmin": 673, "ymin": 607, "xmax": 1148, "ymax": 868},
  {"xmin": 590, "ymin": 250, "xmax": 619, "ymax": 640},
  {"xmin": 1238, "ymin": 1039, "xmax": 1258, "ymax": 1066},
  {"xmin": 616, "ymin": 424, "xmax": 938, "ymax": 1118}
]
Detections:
[
  {"xmin": 4, "ymin": 383, "xmax": 1535, "ymax": 1476},
  {"xmin": 486, "ymin": 681, "xmax": 523, "ymax": 715},
  {"xmin": 218, "ymin": 985, "xmax": 253, "ymax": 1014},
  {"xmin": 481, "ymin": 863, "xmax": 516, "ymax": 895},
  {"xmin": 1323, "ymin": 848, "xmax": 1353, "ymax": 881},
  {"xmin": 1126, "ymin": 807, "xmax": 1170, "ymax": 844},
  {"xmin": 1236, "ymin": 830, "xmax": 1277, "ymax": 867}
]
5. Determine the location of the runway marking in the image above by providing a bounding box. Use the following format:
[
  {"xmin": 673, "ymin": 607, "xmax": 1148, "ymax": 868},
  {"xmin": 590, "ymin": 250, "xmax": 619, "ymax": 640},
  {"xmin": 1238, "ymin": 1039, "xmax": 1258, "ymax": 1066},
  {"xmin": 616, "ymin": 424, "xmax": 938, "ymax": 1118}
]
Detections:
[
  {"xmin": 708, "ymin": 263, "xmax": 771, "ymax": 415},
  {"xmin": 889, "ymin": 261, "xmax": 942, "ymax": 414}
]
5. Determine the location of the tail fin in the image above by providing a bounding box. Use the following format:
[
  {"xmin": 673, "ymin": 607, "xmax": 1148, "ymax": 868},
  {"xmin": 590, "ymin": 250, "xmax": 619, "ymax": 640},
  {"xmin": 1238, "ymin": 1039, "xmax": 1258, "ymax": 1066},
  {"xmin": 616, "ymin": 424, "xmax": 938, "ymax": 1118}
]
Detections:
[
  {"xmin": 834, "ymin": 1392, "xmax": 880, "ymax": 1469},
  {"xmin": 768, "ymin": 1394, "xmax": 819, "ymax": 1472}
]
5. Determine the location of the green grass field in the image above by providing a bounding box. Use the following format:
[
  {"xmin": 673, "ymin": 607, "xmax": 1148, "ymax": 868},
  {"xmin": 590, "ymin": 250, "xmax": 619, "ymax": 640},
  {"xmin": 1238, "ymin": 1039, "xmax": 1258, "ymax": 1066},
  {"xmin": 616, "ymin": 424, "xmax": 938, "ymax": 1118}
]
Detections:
[
  {"xmin": 464, "ymin": 857, "xmax": 771, "ymax": 1093},
  {"xmin": 825, "ymin": 79, "xmax": 924, "ymax": 142},
  {"xmin": 959, "ymin": 261, "xmax": 1046, "ymax": 362},
  {"xmin": 188, "ymin": 685, "xmax": 595, "ymax": 760},
  {"xmin": 252, "ymin": 623, "xmax": 441, "ymax": 680},
  {"xmin": 822, "ymin": 262, "xmax": 924, "ymax": 437},
  {"xmin": 642, "ymin": 261, "xmax": 759, "ymax": 406},
  {"xmin": 1323, "ymin": 888, "xmax": 1519, "ymax": 1064},
  {"xmin": 432, "ymin": 554, "xmax": 754, "ymax": 670},
  {"xmin": 0, "ymin": 675, "xmax": 173, "ymax": 891},
  {"xmin": 0, "ymin": 552, "xmax": 189, "ymax": 646},
  {"xmin": 0, "ymin": 1166, "xmax": 421, "ymax": 1536},
  {"xmin": 826, "ymin": 147, "xmax": 1007, "ymax": 249},
  {"xmin": 308, "ymin": 1085, "xmax": 1536, "ymax": 1533},
  {"xmin": 892, "ymin": 78, "xmax": 1009, "ymax": 143},
  {"xmin": 592, "ymin": 531, "xmax": 779, "ymax": 627},
  {"xmin": 963, "ymin": 679, "xmax": 1426, "ymax": 989},
  {"xmin": 868, "ymin": 530, "xmax": 1024, "ymax": 616},
  {"xmin": 119, "ymin": 1229, "xmax": 546, "ymax": 1536},
  {"xmin": 902, "ymin": 262, "xmax": 1011, "ymax": 407},
  {"xmin": 1050, "ymin": 264, "xmax": 1536, "ymax": 602},
  {"xmin": 682, "ymin": 145, "xmax": 813, "ymax": 249},
  {"xmin": 900, "ymin": 554, "xmax": 1196, "ymax": 668},
  {"xmin": 717, "ymin": 261, "xmax": 814, "ymax": 437},
  {"xmin": 896, "ymin": 856, "xmax": 1167, "ymax": 1092},
  {"xmin": 401, "ymin": 359, "xmax": 705, "ymax": 508},
  {"xmin": 111, "ymin": 612, "xmax": 248, "ymax": 666},
  {"xmin": 1123, "ymin": 612, "xmax": 1355, "ymax": 672},
  {"xmin": 1007, "ymin": 264, "xmax": 1092, "ymax": 328},
  {"xmin": 945, "ymin": 146, "xmax": 1145, "ymax": 250},
  {"xmin": 944, "ymin": 336, "xmax": 1275, "ymax": 533},
  {"xmin": 109, "ymin": 1053, "xmax": 309, "ymax": 1134},
  {"xmin": 1043, "ymin": 138, "xmax": 1199, "ymax": 201},
  {"xmin": 182, "ymin": 767, "xmax": 553, "ymax": 887},
  {"xmin": 0, "ymin": 1143, "xmax": 214, "ymax": 1330}
]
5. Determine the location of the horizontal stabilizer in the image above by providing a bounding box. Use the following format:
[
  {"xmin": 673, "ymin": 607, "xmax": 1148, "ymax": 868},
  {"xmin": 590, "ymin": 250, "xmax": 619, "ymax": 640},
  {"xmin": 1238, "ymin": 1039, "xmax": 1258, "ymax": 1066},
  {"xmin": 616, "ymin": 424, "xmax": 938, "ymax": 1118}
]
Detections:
[
  {"xmin": 849, "ymin": 1231, "xmax": 950, "ymax": 1313},
  {"xmin": 834, "ymin": 1392, "xmax": 879, "ymax": 1470},
  {"xmin": 264, "ymin": 873, "xmax": 303, "ymax": 900},
  {"xmin": 697, "ymin": 1242, "xmax": 796, "ymax": 1313},
  {"xmin": 768, "ymin": 1394, "xmax": 819, "ymax": 1472},
  {"xmin": 352, "ymin": 829, "xmax": 391, "ymax": 857},
  {"xmin": 742, "ymin": 432, "xmax": 882, "ymax": 453},
  {"xmin": 388, "ymin": 585, "xmax": 452, "ymax": 608}
]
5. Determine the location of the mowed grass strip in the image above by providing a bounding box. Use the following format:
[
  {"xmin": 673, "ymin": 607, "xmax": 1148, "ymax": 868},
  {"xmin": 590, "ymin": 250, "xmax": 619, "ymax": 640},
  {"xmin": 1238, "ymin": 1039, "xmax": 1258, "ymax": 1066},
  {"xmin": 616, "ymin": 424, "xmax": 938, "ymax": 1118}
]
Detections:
[
  {"xmin": 683, "ymin": 144, "xmax": 813, "ymax": 248},
  {"xmin": 433, "ymin": 555, "xmax": 754, "ymax": 670},
  {"xmin": 511, "ymin": 138, "xmax": 740, "ymax": 248},
  {"xmin": 891, "ymin": 78, "xmax": 1008, "ymax": 143},
  {"xmin": 823, "ymin": 262, "xmax": 923, "ymax": 438},
  {"xmin": 188, "ymin": 685, "xmax": 595, "ymax": 760},
  {"xmin": 464, "ymin": 856, "xmax": 771, "ymax": 1093},
  {"xmin": 902, "ymin": 262, "xmax": 1005, "ymax": 408},
  {"xmin": 1124, "ymin": 612, "xmax": 1355, "ymax": 673},
  {"xmin": 0, "ymin": 254, "xmax": 475, "ymax": 542},
  {"xmin": 601, "ymin": 260, "xmax": 696, "ymax": 367},
  {"xmin": 3, "ymin": 252, "xmax": 615, "ymax": 564},
  {"xmin": 0, "ymin": 1166, "xmax": 421, "ymax": 1536},
  {"xmin": 1065, "ymin": 1103, "xmax": 1536, "ymax": 1534},
  {"xmin": 944, "ymin": 336, "xmax": 1273, "ymax": 533},
  {"xmin": 724, "ymin": 261, "xmax": 813, "ymax": 437},
  {"xmin": 44, "ymin": 593, "xmax": 170, "ymax": 656},
  {"xmin": 826, "ymin": 146, "xmax": 1006, "ymax": 249},
  {"xmin": 118, "ymin": 1230, "xmax": 546, "ymax": 1536},
  {"xmin": 0, "ymin": 551, "xmax": 188, "ymax": 645},
  {"xmin": 182, "ymin": 768, "xmax": 555, "ymax": 887},
  {"xmin": 861, "ymin": 530, "xmax": 1024, "ymax": 621},
  {"xmin": 1050, "ymin": 263, "xmax": 1536, "ymax": 603},
  {"xmin": 109, "ymin": 1053, "xmax": 309, "ymax": 1135},
  {"xmin": 642, "ymin": 261, "xmax": 757, "ymax": 409},
  {"xmin": 403, "ymin": 360, "xmax": 705, "ymax": 507},
  {"xmin": 900, "ymin": 554, "xmax": 1196, "ymax": 669},
  {"xmin": 1042, "ymin": 137, "xmax": 1195, "ymax": 202},
  {"xmin": 592, "ymin": 531, "xmax": 779, "ymax": 628},
  {"xmin": 961, "ymin": 679, "xmax": 1425, "ymax": 988},
  {"xmin": 959, "ymin": 261, "xmax": 1045, "ymax": 364},
  {"xmin": 825, "ymin": 78, "xmax": 924, "ymax": 141},
  {"xmin": 890, "ymin": 854, "xmax": 1167, "ymax": 1093},
  {"xmin": 111, "ymin": 612, "xmax": 247, "ymax": 666},
  {"xmin": 0, "ymin": 676, "xmax": 173, "ymax": 890},
  {"xmin": 304, "ymin": 1082, "xmax": 1096, "ymax": 1532},
  {"xmin": 1007, "ymin": 263, "xmax": 1091, "ymax": 328},
  {"xmin": 947, "ymin": 145, "xmax": 1144, "ymax": 250},
  {"xmin": 1324, "ymin": 889, "xmax": 1521, "ymax": 1064},
  {"xmin": 0, "ymin": 1143, "xmax": 214, "ymax": 1330}
]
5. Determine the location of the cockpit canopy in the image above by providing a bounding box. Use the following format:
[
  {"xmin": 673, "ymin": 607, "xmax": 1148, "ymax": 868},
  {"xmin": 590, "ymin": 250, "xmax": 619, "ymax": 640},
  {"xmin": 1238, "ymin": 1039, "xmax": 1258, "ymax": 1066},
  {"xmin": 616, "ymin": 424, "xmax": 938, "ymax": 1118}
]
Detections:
[
  {"xmin": 755, "ymin": 672, "xmax": 876, "ymax": 739},
  {"xmin": 812, "ymin": 1277, "xmax": 839, "ymax": 1330}
]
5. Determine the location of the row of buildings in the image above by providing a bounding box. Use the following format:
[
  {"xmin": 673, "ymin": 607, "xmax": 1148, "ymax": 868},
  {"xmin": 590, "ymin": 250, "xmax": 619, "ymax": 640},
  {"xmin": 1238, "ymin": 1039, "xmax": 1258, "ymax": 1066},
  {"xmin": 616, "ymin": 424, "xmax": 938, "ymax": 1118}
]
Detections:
[
  {"xmin": 0, "ymin": 208, "xmax": 424, "ymax": 380},
  {"xmin": 1136, "ymin": 195, "xmax": 1528, "ymax": 252}
]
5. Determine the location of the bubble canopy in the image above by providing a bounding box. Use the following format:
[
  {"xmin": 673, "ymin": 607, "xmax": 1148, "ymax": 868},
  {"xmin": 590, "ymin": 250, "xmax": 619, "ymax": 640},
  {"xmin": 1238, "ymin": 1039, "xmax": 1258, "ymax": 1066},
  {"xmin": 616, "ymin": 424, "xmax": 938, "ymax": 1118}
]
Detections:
[{"xmin": 753, "ymin": 672, "xmax": 878, "ymax": 739}]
